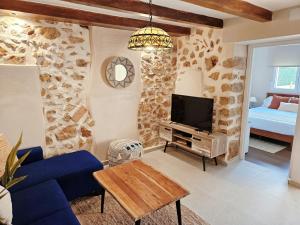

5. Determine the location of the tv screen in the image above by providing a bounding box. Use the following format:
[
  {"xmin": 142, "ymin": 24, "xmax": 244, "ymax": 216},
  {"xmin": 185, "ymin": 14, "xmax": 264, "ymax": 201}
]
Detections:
[{"xmin": 171, "ymin": 94, "xmax": 214, "ymax": 132}]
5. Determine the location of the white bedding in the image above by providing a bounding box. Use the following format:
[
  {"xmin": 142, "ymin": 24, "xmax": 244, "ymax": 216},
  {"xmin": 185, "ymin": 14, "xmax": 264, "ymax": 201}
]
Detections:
[{"xmin": 248, "ymin": 107, "xmax": 297, "ymax": 136}]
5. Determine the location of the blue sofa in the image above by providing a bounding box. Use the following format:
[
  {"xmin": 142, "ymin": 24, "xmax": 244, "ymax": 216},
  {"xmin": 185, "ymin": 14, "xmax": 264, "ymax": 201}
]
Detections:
[{"xmin": 9, "ymin": 147, "xmax": 104, "ymax": 225}]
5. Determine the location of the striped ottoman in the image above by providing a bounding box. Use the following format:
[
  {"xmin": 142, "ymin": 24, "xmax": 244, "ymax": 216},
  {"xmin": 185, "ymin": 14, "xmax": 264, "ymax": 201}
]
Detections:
[{"xmin": 108, "ymin": 139, "xmax": 143, "ymax": 167}]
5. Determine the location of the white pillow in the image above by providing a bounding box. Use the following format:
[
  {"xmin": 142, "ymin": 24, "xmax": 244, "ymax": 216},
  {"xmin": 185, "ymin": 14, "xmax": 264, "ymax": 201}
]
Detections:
[
  {"xmin": 261, "ymin": 96, "xmax": 273, "ymax": 108},
  {"xmin": 278, "ymin": 102, "xmax": 299, "ymax": 113},
  {"xmin": 0, "ymin": 185, "xmax": 13, "ymax": 225}
]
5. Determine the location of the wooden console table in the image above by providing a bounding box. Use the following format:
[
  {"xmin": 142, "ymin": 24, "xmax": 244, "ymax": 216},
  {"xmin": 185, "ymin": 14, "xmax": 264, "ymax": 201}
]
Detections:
[{"xmin": 159, "ymin": 121, "xmax": 227, "ymax": 171}]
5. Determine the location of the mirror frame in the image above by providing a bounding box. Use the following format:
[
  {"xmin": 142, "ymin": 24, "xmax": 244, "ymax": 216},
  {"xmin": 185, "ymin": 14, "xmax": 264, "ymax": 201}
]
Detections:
[{"xmin": 106, "ymin": 57, "xmax": 135, "ymax": 88}]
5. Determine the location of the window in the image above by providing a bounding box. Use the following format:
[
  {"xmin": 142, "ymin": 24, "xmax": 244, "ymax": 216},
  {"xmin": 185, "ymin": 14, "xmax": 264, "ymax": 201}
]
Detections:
[{"xmin": 273, "ymin": 67, "xmax": 300, "ymax": 92}]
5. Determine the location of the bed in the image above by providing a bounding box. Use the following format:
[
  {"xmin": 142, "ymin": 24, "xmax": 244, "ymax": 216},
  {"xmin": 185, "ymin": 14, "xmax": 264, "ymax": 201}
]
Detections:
[{"xmin": 248, "ymin": 93, "xmax": 299, "ymax": 143}]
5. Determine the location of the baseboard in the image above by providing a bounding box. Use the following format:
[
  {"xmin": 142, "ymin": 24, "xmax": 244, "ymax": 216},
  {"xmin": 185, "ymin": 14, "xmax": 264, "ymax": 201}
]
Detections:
[
  {"xmin": 144, "ymin": 144, "xmax": 165, "ymax": 154},
  {"xmin": 288, "ymin": 179, "xmax": 300, "ymax": 189},
  {"xmin": 100, "ymin": 144, "xmax": 164, "ymax": 167},
  {"xmin": 223, "ymin": 155, "xmax": 241, "ymax": 165}
]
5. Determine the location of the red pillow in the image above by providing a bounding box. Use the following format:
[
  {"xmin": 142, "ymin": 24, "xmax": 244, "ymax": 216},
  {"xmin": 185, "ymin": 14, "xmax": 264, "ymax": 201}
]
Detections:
[
  {"xmin": 269, "ymin": 95, "xmax": 290, "ymax": 109},
  {"xmin": 289, "ymin": 97, "xmax": 299, "ymax": 104}
]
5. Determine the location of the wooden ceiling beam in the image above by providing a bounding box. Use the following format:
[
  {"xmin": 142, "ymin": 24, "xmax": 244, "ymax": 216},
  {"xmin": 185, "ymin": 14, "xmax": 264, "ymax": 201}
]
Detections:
[
  {"xmin": 0, "ymin": 0, "xmax": 191, "ymax": 36},
  {"xmin": 181, "ymin": 0, "xmax": 272, "ymax": 22},
  {"xmin": 63, "ymin": 0, "xmax": 223, "ymax": 28}
]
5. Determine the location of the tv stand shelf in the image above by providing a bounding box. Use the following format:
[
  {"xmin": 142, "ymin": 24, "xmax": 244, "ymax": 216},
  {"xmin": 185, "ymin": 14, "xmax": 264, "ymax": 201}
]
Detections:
[{"xmin": 159, "ymin": 121, "xmax": 227, "ymax": 171}]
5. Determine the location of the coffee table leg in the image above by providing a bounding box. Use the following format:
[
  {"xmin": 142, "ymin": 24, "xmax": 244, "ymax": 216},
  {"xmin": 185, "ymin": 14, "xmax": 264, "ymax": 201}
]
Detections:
[
  {"xmin": 135, "ymin": 219, "xmax": 141, "ymax": 225},
  {"xmin": 176, "ymin": 200, "xmax": 182, "ymax": 225},
  {"xmin": 101, "ymin": 190, "xmax": 105, "ymax": 213}
]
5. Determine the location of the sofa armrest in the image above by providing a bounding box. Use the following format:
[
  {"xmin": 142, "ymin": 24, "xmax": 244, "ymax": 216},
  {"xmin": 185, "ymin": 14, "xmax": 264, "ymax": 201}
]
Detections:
[{"xmin": 17, "ymin": 146, "xmax": 44, "ymax": 165}]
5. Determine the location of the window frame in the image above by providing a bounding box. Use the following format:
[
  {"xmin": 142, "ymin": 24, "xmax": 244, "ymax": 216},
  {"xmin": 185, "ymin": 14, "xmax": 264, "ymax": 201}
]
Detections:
[{"xmin": 271, "ymin": 66, "xmax": 300, "ymax": 93}]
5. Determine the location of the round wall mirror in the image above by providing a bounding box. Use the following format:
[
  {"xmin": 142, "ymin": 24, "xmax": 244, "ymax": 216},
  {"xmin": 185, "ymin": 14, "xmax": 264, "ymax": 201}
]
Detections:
[
  {"xmin": 115, "ymin": 64, "xmax": 127, "ymax": 81},
  {"xmin": 106, "ymin": 57, "xmax": 135, "ymax": 88}
]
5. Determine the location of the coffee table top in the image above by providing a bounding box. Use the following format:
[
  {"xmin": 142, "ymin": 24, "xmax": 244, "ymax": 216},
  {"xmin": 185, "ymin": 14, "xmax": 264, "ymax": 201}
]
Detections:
[{"xmin": 93, "ymin": 160, "xmax": 189, "ymax": 221}]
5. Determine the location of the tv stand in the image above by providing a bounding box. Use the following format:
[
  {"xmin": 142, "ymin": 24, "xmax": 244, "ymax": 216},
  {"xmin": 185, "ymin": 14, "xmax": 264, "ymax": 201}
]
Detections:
[{"xmin": 159, "ymin": 121, "xmax": 227, "ymax": 171}]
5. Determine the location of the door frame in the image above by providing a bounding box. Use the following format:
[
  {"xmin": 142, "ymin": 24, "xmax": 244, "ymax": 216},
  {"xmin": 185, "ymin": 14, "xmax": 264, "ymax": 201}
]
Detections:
[{"xmin": 239, "ymin": 38, "xmax": 300, "ymax": 160}]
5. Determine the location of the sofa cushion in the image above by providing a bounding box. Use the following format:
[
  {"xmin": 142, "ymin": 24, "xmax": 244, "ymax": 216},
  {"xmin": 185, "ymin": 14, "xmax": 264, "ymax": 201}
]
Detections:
[
  {"xmin": 29, "ymin": 208, "xmax": 80, "ymax": 225},
  {"xmin": 12, "ymin": 150, "xmax": 103, "ymax": 200},
  {"xmin": 17, "ymin": 146, "xmax": 43, "ymax": 165},
  {"xmin": 11, "ymin": 180, "xmax": 69, "ymax": 225}
]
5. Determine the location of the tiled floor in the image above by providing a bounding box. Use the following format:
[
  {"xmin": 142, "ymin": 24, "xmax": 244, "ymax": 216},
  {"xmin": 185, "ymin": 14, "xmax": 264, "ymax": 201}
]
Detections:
[
  {"xmin": 246, "ymin": 146, "xmax": 291, "ymax": 174},
  {"xmin": 143, "ymin": 148, "xmax": 300, "ymax": 225}
]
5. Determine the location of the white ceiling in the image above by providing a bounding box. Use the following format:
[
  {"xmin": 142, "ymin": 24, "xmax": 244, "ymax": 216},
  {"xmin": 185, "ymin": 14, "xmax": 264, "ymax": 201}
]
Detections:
[
  {"xmin": 17, "ymin": 0, "xmax": 300, "ymax": 27},
  {"xmin": 247, "ymin": 0, "xmax": 300, "ymax": 11},
  {"xmin": 144, "ymin": 0, "xmax": 300, "ymax": 19},
  {"xmin": 144, "ymin": 0, "xmax": 234, "ymax": 19}
]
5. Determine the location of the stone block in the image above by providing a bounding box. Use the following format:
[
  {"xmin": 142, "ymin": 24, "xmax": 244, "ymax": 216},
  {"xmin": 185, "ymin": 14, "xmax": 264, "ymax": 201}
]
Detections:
[
  {"xmin": 205, "ymin": 55, "xmax": 218, "ymax": 71},
  {"xmin": 228, "ymin": 140, "xmax": 240, "ymax": 160},
  {"xmin": 222, "ymin": 73, "xmax": 236, "ymax": 80},
  {"xmin": 71, "ymin": 106, "xmax": 88, "ymax": 122},
  {"xmin": 40, "ymin": 73, "xmax": 52, "ymax": 82},
  {"xmin": 80, "ymin": 127, "xmax": 92, "ymax": 137},
  {"xmin": 71, "ymin": 73, "xmax": 85, "ymax": 80},
  {"xmin": 68, "ymin": 35, "xmax": 84, "ymax": 44},
  {"xmin": 219, "ymin": 96, "xmax": 235, "ymax": 105},
  {"xmin": 46, "ymin": 136, "xmax": 53, "ymax": 146},
  {"xmin": 55, "ymin": 125, "xmax": 77, "ymax": 141},
  {"xmin": 5, "ymin": 55, "xmax": 25, "ymax": 64},
  {"xmin": 223, "ymin": 57, "xmax": 246, "ymax": 70},
  {"xmin": 183, "ymin": 61, "xmax": 191, "ymax": 67},
  {"xmin": 76, "ymin": 59, "xmax": 88, "ymax": 67},
  {"xmin": 40, "ymin": 27, "xmax": 61, "ymax": 40},
  {"xmin": 0, "ymin": 46, "xmax": 7, "ymax": 56},
  {"xmin": 232, "ymin": 82, "xmax": 244, "ymax": 93},
  {"xmin": 183, "ymin": 48, "xmax": 189, "ymax": 55},
  {"xmin": 209, "ymin": 72, "xmax": 220, "ymax": 80},
  {"xmin": 221, "ymin": 84, "xmax": 231, "ymax": 92}
]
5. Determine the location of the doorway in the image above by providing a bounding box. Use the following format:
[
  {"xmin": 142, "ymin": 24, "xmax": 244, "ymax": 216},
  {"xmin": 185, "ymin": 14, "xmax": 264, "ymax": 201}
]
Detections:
[{"xmin": 240, "ymin": 40, "xmax": 300, "ymax": 178}]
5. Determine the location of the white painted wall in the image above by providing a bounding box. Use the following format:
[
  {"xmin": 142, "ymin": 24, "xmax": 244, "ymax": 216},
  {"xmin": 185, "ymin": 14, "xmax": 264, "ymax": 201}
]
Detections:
[
  {"xmin": 250, "ymin": 47, "xmax": 273, "ymax": 106},
  {"xmin": 270, "ymin": 45, "xmax": 300, "ymax": 66},
  {"xmin": 175, "ymin": 69, "xmax": 203, "ymax": 97},
  {"xmin": 89, "ymin": 27, "xmax": 141, "ymax": 160},
  {"xmin": 223, "ymin": 7, "xmax": 300, "ymax": 43},
  {"xmin": 0, "ymin": 65, "xmax": 45, "ymax": 149},
  {"xmin": 250, "ymin": 45, "xmax": 300, "ymax": 106},
  {"xmin": 290, "ymin": 103, "xmax": 300, "ymax": 184}
]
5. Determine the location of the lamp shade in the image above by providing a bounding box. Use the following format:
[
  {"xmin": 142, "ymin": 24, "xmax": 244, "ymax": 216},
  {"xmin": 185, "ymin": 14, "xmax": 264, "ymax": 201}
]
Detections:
[
  {"xmin": 250, "ymin": 96, "xmax": 257, "ymax": 103},
  {"xmin": 128, "ymin": 26, "xmax": 173, "ymax": 51}
]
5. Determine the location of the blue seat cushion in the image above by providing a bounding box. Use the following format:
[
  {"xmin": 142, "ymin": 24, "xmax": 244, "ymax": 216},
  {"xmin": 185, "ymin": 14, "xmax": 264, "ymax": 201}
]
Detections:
[
  {"xmin": 11, "ymin": 180, "xmax": 70, "ymax": 225},
  {"xmin": 12, "ymin": 150, "xmax": 104, "ymax": 200},
  {"xmin": 29, "ymin": 208, "xmax": 80, "ymax": 225}
]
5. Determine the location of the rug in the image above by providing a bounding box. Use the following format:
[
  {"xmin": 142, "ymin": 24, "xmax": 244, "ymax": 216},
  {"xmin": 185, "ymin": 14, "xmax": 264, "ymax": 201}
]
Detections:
[
  {"xmin": 249, "ymin": 137, "xmax": 286, "ymax": 154},
  {"xmin": 71, "ymin": 194, "xmax": 209, "ymax": 225}
]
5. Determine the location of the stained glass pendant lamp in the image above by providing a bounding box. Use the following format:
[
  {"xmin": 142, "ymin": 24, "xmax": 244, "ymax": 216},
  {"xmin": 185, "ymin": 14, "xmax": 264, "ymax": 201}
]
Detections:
[{"xmin": 128, "ymin": 0, "xmax": 173, "ymax": 51}]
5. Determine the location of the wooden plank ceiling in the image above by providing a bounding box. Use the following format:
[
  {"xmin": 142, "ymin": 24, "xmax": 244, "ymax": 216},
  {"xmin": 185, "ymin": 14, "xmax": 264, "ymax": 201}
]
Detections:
[{"xmin": 181, "ymin": 0, "xmax": 272, "ymax": 22}]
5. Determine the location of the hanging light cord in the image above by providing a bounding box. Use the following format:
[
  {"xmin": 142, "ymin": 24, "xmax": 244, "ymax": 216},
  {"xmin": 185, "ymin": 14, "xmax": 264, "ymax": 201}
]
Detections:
[{"xmin": 149, "ymin": 0, "xmax": 153, "ymax": 26}]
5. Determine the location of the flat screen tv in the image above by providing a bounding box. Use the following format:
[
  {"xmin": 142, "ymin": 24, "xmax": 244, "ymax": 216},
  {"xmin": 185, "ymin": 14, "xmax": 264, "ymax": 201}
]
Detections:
[{"xmin": 171, "ymin": 94, "xmax": 214, "ymax": 133}]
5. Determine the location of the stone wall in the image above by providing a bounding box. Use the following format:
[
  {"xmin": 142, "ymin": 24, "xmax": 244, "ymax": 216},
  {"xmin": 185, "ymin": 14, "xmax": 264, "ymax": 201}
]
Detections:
[
  {"xmin": 0, "ymin": 15, "xmax": 247, "ymax": 161},
  {"xmin": 0, "ymin": 16, "xmax": 94, "ymax": 158},
  {"xmin": 177, "ymin": 28, "xmax": 247, "ymax": 160},
  {"xmin": 138, "ymin": 47, "xmax": 177, "ymax": 148},
  {"xmin": 137, "ymin": 28, "xmax": 247, "ymax": 161}
]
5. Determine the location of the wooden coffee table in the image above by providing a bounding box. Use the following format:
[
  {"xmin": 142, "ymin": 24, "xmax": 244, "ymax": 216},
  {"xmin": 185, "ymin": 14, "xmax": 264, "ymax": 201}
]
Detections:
[{"xmin": 93, "ymin": 160, "xmax": 189, "ymax": 225}]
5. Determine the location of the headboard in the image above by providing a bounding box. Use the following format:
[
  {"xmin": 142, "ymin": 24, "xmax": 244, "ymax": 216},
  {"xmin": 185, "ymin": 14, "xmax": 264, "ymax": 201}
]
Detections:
[{"xmin": 267, "ymin": 92, "xmax": 299, "ymax": 98}]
